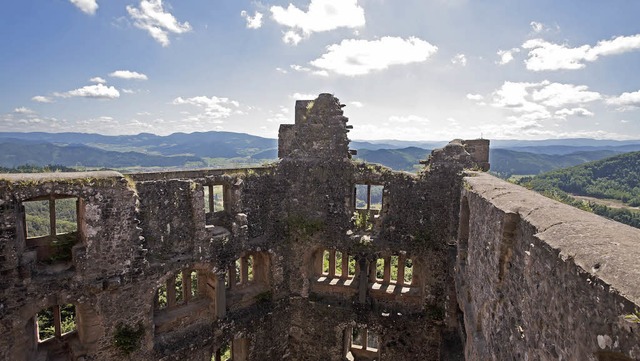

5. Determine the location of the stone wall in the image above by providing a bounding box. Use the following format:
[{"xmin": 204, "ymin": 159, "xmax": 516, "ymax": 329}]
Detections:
[
  {"xmin": 1, "ymin": 93, "xmax": 637, "ymax": 361},
  {"xmin": 457, "ymin": 172, "xmax": 640, "ymax": 361}
]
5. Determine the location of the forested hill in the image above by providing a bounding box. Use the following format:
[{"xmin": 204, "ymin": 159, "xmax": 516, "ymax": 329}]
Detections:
[{"xmin": 519, "ymin": 151, "xmax": 640, "ymax": 206}]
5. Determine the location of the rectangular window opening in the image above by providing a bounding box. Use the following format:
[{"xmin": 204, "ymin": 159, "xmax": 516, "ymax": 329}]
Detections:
[
  {"xmin": 247, "ymin": 255, "xmax": 254, "ymax": 282},
  {"xmin": 234, "ymin": 259, "xmax": 242, "ymax": 285},
  {"xmin": 369, "ymin": 185, "xmax": 383, "ymax": 211},
  {"xmin": 375, "ymin": 258, "xmax": 384, "ymax": 281},
  {"xmin": 335, "ymin": 251, "xmax": 343, "ymax": 276},
  {"xmin": 55, "ymin": 198, "xmax": 77, "ymax": 235},
  {"xmin": 191, "ymin": 270, "xmax": 199, "ymax": 297},
  {"xmin": 36, "ymin": 308, "xmax": 55, "ymax": 342},
  {"xmin": 352, "ymin": 328, "xmax": 364, "ymax": 347},
  {"xmin": 60, "ymin": 304, "xmax": 76, "ymax": 335},
  {"xmin": 25, "ymin": 200, "xmax": 51, "ymax": 238},
  {"xmin": 322, "ymin": 250, "xmax": 330, "ymax": 275},
  {"xmin": 390, "ymin": 255, "xmax": 399, "ymax": 282},
  {"xmin": 157, "ymin": 284, "xmax": 168, "ymax": 309},
  {"xmin": 348, "ymin": 256, "xmax": 357, "ymax": 278},
  {"xmin": 175, "ymin": 273, "xmax": 184, "ymax": 305},
  {"xmin": 354, "ymin": 184, "xmax": 368, "ymax": 210},
  {"xmin": 404, "ymin": 258, "xmax": 413, "ymax": 285},
  {"xmin": 367, "ymin": 332, "xmax": 379, "ymax": 351}
]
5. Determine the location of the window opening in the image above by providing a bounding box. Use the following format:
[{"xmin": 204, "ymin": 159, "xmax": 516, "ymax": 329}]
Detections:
[
  {"xmin": 191, "ymin": 270, "xmax": 199, "ymax": 297},
  {"xmin": 204, "ymin": 185, "xmax": 225, "ymax": 213},
  {"xmin": 213, "ymin": 342, "xmax": 232, "ymax": 361},
  {"xmin": 24, "ymin": 196, "xmax": 79, "ymax": 264},
  {"xmin": 36, "ymin": 304, "xmax": 76, "ymax": 342}
]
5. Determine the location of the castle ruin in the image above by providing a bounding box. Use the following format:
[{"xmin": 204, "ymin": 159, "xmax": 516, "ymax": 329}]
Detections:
[{"xmin": 1, "ymin": 94, "xmax": 639, "ymax": 360}]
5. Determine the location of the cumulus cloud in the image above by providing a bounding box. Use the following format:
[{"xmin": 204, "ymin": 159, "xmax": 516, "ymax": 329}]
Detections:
[
  {"xmin": 451, "ymin": 53, "xmax": 467, "ymax": 66},
  {"xmin": 109, "ymin": 70, "xmax": 148, "ymax": 80},
  {"xmin": 241, "ymin": 10, "xmax": 263, "ymax": 29},
  {"xmin": 89, "ymin": 76, "xmax": 106, "ymax": 83},
  {"xmin": 522, "ymin": 34, "xmax": 640, "ymax": 71},
  {"xmin": 309, "ymin": 36, "xmax": 438, "ymax": 76},
  {"xmin": 530, "ymin": 21, "xmax": 544, "ymax": 33},
  {"xmin": 271, "ymin": 0, "xmax": 365, "ymax": 44},
  {"xmin": 555, "ymin": 107, "xmax": 594, "ymax": 118},
  {"xmin": 55, "ymin": 84, "xmax": 120, "ymax": 99},
  {"xmin": 127, "ymin": 0, "xmax": 192, "ymax": 47},
  {"xmin": 466, "ymin": 93, "xmax": 484, "ymax": 101},
  {"xmin": 69, "ymin": 0, "xmax": 98, "ymax": 15},
  {"xmin": 605, "ymin": 90, "xmax": 640, "ymax": 110},
  {"xmin": 172, "ymin": 96, "xmax": 239, "ymax": 125},
  {"xmin": 496, "ymin": 48, "xmax": 520, "ymax": 65},
  {"xmin": 14, "ymin": 107, "xmax": 35, "ymax": 114},
  {"xmin": 32, "ymin": 96, "xmax": 54, "ymax": 103},
  {"xmin": 486, "ymin": 80, "xmax": 600, "ymax": 124}
]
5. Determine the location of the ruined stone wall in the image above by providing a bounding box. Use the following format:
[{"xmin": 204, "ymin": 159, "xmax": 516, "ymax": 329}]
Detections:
[
  {"xmin": 457, "ymin": 172, "xmax": 640, "ymax": 361},
  {"xmin": 3, "ymin": 93, "xmax": 637, "ymax": 361}
]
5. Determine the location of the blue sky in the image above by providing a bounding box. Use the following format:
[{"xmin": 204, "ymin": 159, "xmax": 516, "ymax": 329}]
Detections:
[{"xmin": 1, "ymin": 0, "xmax": 640, "ymax": 141}]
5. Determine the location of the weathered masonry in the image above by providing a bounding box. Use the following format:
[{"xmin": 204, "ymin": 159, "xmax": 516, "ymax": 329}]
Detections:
[{"xmin": 0, "ymin": 94, "xmax": 638, "ymax": 361}]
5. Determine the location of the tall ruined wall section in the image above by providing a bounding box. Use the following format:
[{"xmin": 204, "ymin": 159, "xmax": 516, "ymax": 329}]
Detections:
[{"xmin": 457, "ymin": 172, "xmax": 640, "ymax": 361}]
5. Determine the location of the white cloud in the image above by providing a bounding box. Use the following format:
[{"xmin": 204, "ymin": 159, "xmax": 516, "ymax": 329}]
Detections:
[
  {"xmin": 489, "ymin": 80, "xmax": 600, "ymax": 124},
  {"xmin": 530, "ymin": 83, "xmax": 601, "ymax": 108},
  {"xmin": 290, "ymin": 64, "xmax": 329, "ymax": 76},
  {"xmin": 290, "ymin": 93, "xmax": 317, "ymax": 100},
  {"xmin": 350, "ymin": 101, "xmax": 364, "ymax": 108},
  {"xmin": 283, "ymin": 30, "xmax": 303, "ymax": 45},
  {"xmin": 121, "ymin": 89, "xmax": 136, "ymax": 94},
  {"xmin": 31, "ymin": 96, "xmax": 54, "ymax": 103},
  {"xmin": 89, "ymin": 76, "xmax": 106, "ymax": 83},
  {"xmin": 496, "ymin": 48, "xmax": 519, "ymax": 65},
  {"xmin": 530, "ymin": 21, "xmax": 544, "ymax": 33},
  {"xmin": 466, "ymin": 93, "xmax": 484, "ymax": 101},
  {"xmin": 172, "ymin": 96, "xmax": 239, "ymax": 125},
  {"xmin": 451, "ymin": 53, "xmax": 467, "ymax": 66},
  {"xmin": 605, "ymin": 90, "xmax": 640, "ymax": 110},
  {"xmin": 555, "ymin": 107, "xmax": 594, "ymax": 118},
  {"xmin": 14, "ymin": 107, "xmax": 35, "ymax": 114},
  {"xmin": 56, "ymin": 84, "xmax": 120, "ymax": 99},
  {"xmin": 240, "ymin": 10, "xmax": 263, "ymax": 29},
  {"xmin": 126, "ymin": 0, "xmax": 192, "ymax": 47},
  {"xmin": 271, "ymin": 0, "xmax": 365, "ymax": 44},
  {"xmin": 522, "ymin": 34, "xmax": 640, "ymax": 71},
  {"xmin": 276, "ymin": 67, "xmax": 288, "ymax": 74},
  {"xmin": 310, "ymin": 36, "xmax": 438, "ymax": 76},
  {"xmin": 388, "ymin": 115, "xmax": 430, "ymax": 124},
  {"xmin": 69, "ymin": 0, "xmax": 98, "ymax": 15},
  {"xmin": 109, "ymin": 70, "xmax": 148, "ymax": 80}
]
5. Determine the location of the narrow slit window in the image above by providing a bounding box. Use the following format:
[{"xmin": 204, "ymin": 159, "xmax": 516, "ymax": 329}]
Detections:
[
  {"xmin": 190, "ymin": 270, "xmax": 199, "ymax": 297},
  {"xmin": 376, "ymin": 258, "xmax": 384, "ymax": 281},
  {"xmin": 390, "ymin": 255, "xmax": 400, "ymax": 282},
  {"xmin": 247, "ymin": 255, "xmax": 254, "ymax": 282},
  {"xmin": 352, "ymin": 328, "xmax": 364, "ymax": 347},
  {"xmin": 234, "ymin": 259, "xmax": 242, "ymax": 285},
  {"xmin": 348, "ymin": 255, "xmax": 357, "ymax": 278},
  {"xmin": 157, "ymin": 284, "xmax": 168, "ymax": 309},
  {"xmin": 322, "ymin": 250, "xmax": 330, "ymax": 275},
  {"xmin": 404, "ymin": 258, "xmax": 413, "ymax": 285},
  {"xmin": 335, "ymin": 251, "xmax": 343, "ymax": 276},
  {"xmin": 175, "ymin": 273, "xmax": 184, "ymax": 305}
]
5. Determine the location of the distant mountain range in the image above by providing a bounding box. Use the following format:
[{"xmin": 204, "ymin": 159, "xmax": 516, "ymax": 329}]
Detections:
[{"xmin": 1, "ymin": 131, "xmax": 640, "ymax": 176}]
